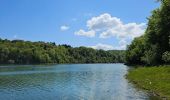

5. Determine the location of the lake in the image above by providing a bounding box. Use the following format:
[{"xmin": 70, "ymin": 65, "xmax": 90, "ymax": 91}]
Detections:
[{"xmin": 0, "ymin": 64, "xmax": 151, "ymax": 100}]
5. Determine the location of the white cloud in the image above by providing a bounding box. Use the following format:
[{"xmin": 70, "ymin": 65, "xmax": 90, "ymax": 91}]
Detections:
[
  {"xmin": 75, "ymin": 13, "xmax": 145, "ymax": 39},
  {"xmin": 119, "ymin": 39, "xmax": 127, "ymax": 46},
  {"xmin": 116, "ymin": 39, "xmax": 128, "ymax": 50},
  {"xmin": 89, "ymin": 42, "xmax": 127, "ymax": 50},
  {"xmin": 74, "ymin": 13, "xmax": 146, "ymax": 50},
  {"xmin": 75, "ymin": 29, "xmax": 95, "ymax": 37},
  {"xmin": 89, "ymin": 43, "xmax": 114, "ymax": 50},
  {"xmin": 86, "ymin": 13, "xmax": 146, "ymax": 39},
  {"xmin": 87, "ymin": 13, "xmax": 122, "ymax": 31},
  {"xmin": 99, "ymin": 22, "xmax": 146, "ymax": 39},
  {"xmin": 60, "ymin": 25, "xmax": 69, "ymax": 31}
]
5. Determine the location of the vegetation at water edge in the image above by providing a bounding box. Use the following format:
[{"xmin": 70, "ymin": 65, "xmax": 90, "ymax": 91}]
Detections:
[
  {"xmin": 125, "ymin": 0, "xmax": 170, "ymax": 66},
  {"xmin": 127, "ymin": 66, "xmax": 170, "ymax": 99},
  {"xmin": 0, "ymin": 39, "xmax": 125, "ymax": 64}
]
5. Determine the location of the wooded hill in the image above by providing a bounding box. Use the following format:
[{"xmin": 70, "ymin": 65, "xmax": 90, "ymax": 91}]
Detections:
[{"xmin": 0, "ymin": 39, "xmax": 125, "ymax": 64}]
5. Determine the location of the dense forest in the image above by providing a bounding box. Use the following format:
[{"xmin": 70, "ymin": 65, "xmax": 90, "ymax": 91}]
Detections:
[
  {"xmin": 0, "ymin": 38, "xmax": 125, "ymax": 64},
  {"xmin": 126, "ymin": 0, "xmax": 170, "ymax": 65}
]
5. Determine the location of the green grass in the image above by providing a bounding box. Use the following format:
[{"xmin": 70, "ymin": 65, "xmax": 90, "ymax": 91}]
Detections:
[{"xmin": 127, "ymin": 66, "xmax": 170, "ymax": 99}]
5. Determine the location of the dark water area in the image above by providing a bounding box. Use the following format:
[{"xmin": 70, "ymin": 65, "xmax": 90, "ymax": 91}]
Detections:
[{"xmin": 0, "ymin": 64, "xmax": 154, "ymax": 100}]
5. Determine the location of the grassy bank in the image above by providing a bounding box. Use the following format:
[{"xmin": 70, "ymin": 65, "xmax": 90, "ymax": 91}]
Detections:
[{"xmin": 127, "ymin": 66, "xmax": 170, "ymax": 99}]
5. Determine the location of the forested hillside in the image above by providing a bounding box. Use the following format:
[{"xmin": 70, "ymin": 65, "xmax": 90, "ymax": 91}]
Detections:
[
  {"xmin": 126, "ymin": 0, "xmax": 170, "ymax": 65},
  {"xmin": 0, "ymin": 38, "xmax": 125, "ymax": 64}
]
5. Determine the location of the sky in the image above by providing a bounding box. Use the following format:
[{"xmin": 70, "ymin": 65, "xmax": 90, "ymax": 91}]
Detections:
[{"xmin": 0, "ymin": 0, "xmax": 160, "ymax": 50}]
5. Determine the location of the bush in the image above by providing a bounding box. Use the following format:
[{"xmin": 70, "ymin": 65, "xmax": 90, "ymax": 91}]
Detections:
[{"xmin": 162, "ymin": 51, "xmax": 170, "ymax": 63}]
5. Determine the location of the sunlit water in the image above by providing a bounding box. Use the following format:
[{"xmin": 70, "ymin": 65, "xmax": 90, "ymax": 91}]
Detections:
[{"xmin": 0, "ymin": 64, "xmax": 151, "ymax": 100}]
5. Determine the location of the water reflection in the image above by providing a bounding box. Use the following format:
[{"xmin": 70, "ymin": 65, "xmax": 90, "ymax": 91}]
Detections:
[{"xmin": 0, "ymin": 64, "xmax": 150, "ymax": 100}]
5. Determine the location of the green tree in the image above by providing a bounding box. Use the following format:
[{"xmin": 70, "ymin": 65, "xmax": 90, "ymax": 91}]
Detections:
[
  {"xmin": 126, "ymin": 0, "xmax": 170, "ymax": 65},
  {"xmin": 162, "ymin": 51, "xmax": 170, "ymax": 63},
  {"xmin": 126, "ymin": 36, "xmax": 145, "ymax": 65}
]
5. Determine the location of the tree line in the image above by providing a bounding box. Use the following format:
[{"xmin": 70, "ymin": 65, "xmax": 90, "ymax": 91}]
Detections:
[
  {"xmin": 126, "ymin": 0, "xmax": 170, "ymax": 65},
  {"xmin": 0, "ymin": 39, "xmax": 125, "ymax": 64}
]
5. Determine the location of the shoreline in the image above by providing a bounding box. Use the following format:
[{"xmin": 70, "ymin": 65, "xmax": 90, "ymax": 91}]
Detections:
[{"xmin": 127, "ymin": 66, "xmax": 170, "ymax": 100}]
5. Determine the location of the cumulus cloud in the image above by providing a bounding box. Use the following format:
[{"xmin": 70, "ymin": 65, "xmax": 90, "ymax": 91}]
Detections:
[
  {"xmin": 86, "ymin": 13, "xmax": 146, "ymax": 39},
  {"xmin": 90, "ymin": 43, "xmax": 114, "ymax": 50},
  {"xmin": 87, "ymin": 13, "xmax": 122, "ymax": 31},
  {"xmin": 116, "ymin": 39, "xmax": 128, "ymax": 50},
  {"xmin": 89, "ymin": 42, "xmax": 127, "ymax": 50},
  {"xmin": 75, "ymin": 29, "xmax": 95, "ymax": 37},
  {"xmin": 76, "ymin": 13, "xmax": 145, "ymax": 39},
  {"xmin": 60, "ymin": 25, "xmax": 69, "ymax": 31},
  {"xmin": 75, "ymin": 13, "xmax": 146, "ymax": 50},
  {"xmin": 99, "ymin": 22, "xmax": 146, "ymax": 39}
]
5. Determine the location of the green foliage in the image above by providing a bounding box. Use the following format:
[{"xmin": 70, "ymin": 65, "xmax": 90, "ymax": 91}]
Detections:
[
  {"xmin": 126, "ymin": 0, "xmax": 170, "ymax": 65},
  {"xmin": 162, "ymin": 51, "xmax": 170, "ymax": 63},
  {"xmin": 141, "ymin": 45, "xmax": 158, "ymax": 65},
  {"xmin": 127, "ymin": 66, "xmax": 170, "ymax": 99},
  {"xmin": 126, "ymin": 36, "xmax": 145, "ymax": 65},
  {"xmin": 0, "ymin": 39, "xmax": 125, "ymax": 64}
]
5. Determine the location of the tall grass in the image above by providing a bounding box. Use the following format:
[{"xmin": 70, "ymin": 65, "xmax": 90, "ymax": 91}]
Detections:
[{"xmin": 127, "ymin": 66, "xmax": 170, "ymax": 99}]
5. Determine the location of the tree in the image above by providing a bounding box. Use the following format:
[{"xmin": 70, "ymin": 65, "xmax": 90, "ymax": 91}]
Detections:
[
  {"xmin": 0, "ymin": 38, "xmax": 125, "ymax": 64},
  {"xmin": 125, "ymin": 36, "xmax": 145, "ymax": 65},
  {"xmin": 162, "ymin": 51, "xmax": 170, "ymax": 63},
  {"xmin": 126, "ymin": 0, "xmax": 170, "ymax": 65}
]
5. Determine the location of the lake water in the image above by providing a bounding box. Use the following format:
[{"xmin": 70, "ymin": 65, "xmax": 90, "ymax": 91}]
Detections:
[{"xmin": 0, "ymin": 64, "xmax": 150, "ymax": 100}]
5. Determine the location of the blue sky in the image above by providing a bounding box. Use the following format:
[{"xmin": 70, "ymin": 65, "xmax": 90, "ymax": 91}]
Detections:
[{"xmin": 0, "ymin": 0, "xmax": 160, "ymax": 50}]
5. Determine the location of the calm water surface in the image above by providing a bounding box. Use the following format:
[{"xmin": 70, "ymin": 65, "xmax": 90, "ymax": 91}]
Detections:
[{"xmin": 0, "ymin": 64, "xmax": 150, "ymax": 100}]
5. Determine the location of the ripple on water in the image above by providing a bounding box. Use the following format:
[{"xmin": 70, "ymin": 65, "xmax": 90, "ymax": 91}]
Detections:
[{"xmin": 0, "ymin": 64, "xmax": 151, "ymax": 100}]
